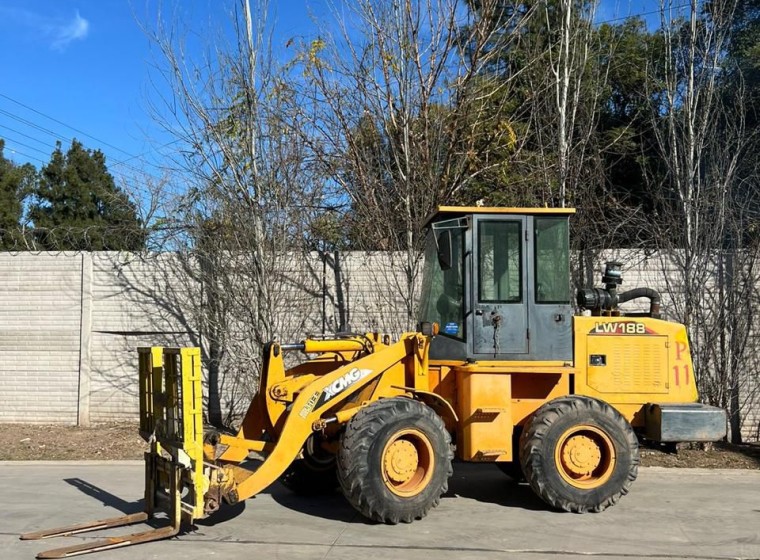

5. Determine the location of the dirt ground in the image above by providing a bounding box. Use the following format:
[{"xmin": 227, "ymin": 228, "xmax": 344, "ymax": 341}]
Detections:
[
  {"xmin": 0, "ymin": 423, "xmax": 758, "ymax": 469},
  {"xmin": 0, "ymin": 424, "xmax": 147, "ymax": 461}
]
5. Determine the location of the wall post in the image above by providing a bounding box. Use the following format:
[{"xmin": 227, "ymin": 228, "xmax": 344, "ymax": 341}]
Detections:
[{"xmin": 77, "ymin": 252, "xmax": 93, "ymax": 426}]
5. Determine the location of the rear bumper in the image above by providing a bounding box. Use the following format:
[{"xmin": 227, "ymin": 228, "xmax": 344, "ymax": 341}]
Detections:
[{"xmin": 644, "ymin": 403, "xmax": 727, "ymax": 442}]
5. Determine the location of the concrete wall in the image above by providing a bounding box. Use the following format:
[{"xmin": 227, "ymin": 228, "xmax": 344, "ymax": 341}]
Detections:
[
  {"xmin": 0, "ymin": 254, "xmax": 82, "ymax": 424},
  {"xmin": 0, "ymin": 253, "xmax": 198, "ymax": 425},
  {"xmin": 0, "ymin": 250, "xmax": 757, "ymax": 441}
]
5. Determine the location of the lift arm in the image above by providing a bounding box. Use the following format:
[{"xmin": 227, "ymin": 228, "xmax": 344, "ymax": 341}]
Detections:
[{"xmin": 207, "ymin": 333, "xmax": 429, "ymax": 504}]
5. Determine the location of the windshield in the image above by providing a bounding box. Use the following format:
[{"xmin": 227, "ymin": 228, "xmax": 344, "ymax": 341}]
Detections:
[{"xmin": 418, "ymin": 219, "xmax": 466, "ymax": 339}]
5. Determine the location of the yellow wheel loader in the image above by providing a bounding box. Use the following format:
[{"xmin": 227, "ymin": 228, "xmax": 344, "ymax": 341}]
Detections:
[{"xmin": 22, "ymin": 207, "xmax": 727, "ymax": 558}]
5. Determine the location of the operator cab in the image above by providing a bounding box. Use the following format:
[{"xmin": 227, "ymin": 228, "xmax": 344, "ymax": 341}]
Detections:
[{"xmin": 418, "ymin": 206, "xmax": 576, "ymax": 362}]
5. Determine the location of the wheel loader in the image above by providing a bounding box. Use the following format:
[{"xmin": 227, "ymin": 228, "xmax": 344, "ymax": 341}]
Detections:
[{"xmin": 22, "ymin": 206, "xmax": 727, "ymax": 558}]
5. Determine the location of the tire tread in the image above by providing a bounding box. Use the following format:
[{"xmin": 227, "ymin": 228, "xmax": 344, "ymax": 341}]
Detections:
[
  {"xmin": 337, "ymin": 398, "xmax": 453, "ymax": 523},
  {"xmin": 520, "ymin": 395, "xmax": 639, "ymax": 513}
]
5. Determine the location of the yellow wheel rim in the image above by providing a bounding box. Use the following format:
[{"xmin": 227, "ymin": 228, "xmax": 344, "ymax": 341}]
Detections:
[
  {"xmin": 554, "ymin": 425, "xmax": 616, "ymax": 489},
  {"xmin": 381, "ymin": 428, "xmax": 435, "ymax": 497}
]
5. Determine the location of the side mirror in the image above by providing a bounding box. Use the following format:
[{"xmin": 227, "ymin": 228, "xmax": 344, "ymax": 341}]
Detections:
[{"xmin": 437, "ymin": 230, "xmax": 453, "ymax": 271}]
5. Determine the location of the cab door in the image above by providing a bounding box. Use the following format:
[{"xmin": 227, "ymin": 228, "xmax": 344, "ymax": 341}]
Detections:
[{"xmin": 472, "ymin": 216, "xmax": 528, "ymax": 356}]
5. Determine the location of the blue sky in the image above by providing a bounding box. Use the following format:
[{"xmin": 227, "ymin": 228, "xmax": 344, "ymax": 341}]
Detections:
[
  {"xmin": 1, "ymin": 1, "xmax": 168, "ymax": 178},
  {"xmin": 0, "ymin": 0, "xmax": 325, "ymax": 186},
  {"xmin": 0, "ymin": 0, "xmax": 663, "ymax": 190}
]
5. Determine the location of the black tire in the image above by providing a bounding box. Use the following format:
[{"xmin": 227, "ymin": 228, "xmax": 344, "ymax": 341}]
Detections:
[
  {"xmin": 280, "ymin": 434, "xmax": 338, "ymax": 495},
  {"xmin": 520, "ymin": 395, "xmax": 639, "ymax": 513},
  {"xmin": 337, "ymin": 398, "xmax": 453, "ymax": 524}
]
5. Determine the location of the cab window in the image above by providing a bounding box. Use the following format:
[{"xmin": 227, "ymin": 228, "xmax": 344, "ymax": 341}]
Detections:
[
  {"xmin": 534, "ymin": 217, "xmax": 570, "ymax": 303},
  {"xmin": 478, "ymin": 220, "xmax": 522, "ymax": 303}
]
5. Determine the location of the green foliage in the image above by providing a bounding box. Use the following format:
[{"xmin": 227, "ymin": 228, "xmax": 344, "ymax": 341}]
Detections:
[
  {"xmin": 0, "ymin": 139, "xmax": 35, "ymax": 249},
  {"xmin": 458, "ymin": 0, "xmax": 603, "ymax": 208},
  {"xmin": 459, "ymin": 2, "xmax": 750, "ymax": 246},
  {"xmin": 596, "ymin": 18, "xmax": 664, "ymax": 218},
  {"xmin": 730, "ymin": 0, "xmax": 760, "ymax": 128},
  {"xmin": 29, "ymin": 140, "xmax": 145, "ymax": 251}
]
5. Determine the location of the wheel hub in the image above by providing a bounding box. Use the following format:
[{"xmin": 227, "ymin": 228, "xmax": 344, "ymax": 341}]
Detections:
[
  {"xmin": 380, "ymin": 428, "xmax": 435, "ymax": 497},
  {"xmin": 384, "ymin": 439, "xmax": 418, "ymax": 483},
  {"xmin": 554, "ymin": 424, "xmax": 616, "ymax": 489},
  {"xmin": 561, "ymin": 434, "xmax": 602, "ymax": 477}
]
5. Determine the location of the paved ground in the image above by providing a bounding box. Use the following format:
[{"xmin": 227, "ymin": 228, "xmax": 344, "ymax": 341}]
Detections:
[{"xmin": 2, "ymin": 462, "xmax": 759, "ymax": 560}]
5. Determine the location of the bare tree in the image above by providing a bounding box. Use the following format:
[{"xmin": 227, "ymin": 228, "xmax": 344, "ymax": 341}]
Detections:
[
  {"xmin": 286, "ymin": 0, "xmax": 534, "ymax": 332},
  {"xmin": 644, "ymin": 0, "xmax": 759, "ymax": 441},
  {"xmin": 540, "ymin": 0, "xmax": 601, "ymax": 208},
  {"xmin": 144, "ymin": 0, "xmax": 324, "ymax": 426},
  {"xmin": 516, "ymin": 0, "xmax": 635, "ymax": 289}
]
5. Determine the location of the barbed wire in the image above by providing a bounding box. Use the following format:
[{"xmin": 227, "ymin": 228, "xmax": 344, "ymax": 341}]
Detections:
[{"xmin": 0, "ymin": 224, "xmax": 178, "ymax": 254}]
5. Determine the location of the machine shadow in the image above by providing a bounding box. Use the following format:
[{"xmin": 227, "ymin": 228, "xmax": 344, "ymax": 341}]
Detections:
[
  {"xmin": 172, "ymin": 457, "xmax": 361, "ymax": 525},
  {"xmin": 64, "ymin": 461, "xmax": 546, "ymax": 528},
  {"xmin": 265, "ymin": 482, "xmax": 361, "ymax": 523},
  {"xmin": 442, "ymin": 462, "xmax": 547, "ymax": 511},
  {"xmin": 64, "ymin": 477, "xmax": 249, "ymax": 531},
  {"xmin": 194, "ymin": 502, "xmax": 247, "ymax": 526},
  {"xmin": 64, "ymin": 478, "xmax": 145, "ymax": 515},
  {"xmin": 264, "ymin": 461, "xmax": 547, "ymax": 523}
]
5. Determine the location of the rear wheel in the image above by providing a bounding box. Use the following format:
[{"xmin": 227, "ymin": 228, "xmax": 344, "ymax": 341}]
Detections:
[
  {"xmin": 520, "ymin": 396, "xmax": 639, "ymax": 512},
  {"xmin": 337, "ymin": 398, "xmax": 453, "ymax": 523},
  {"xmin": 280, "ymin": 434, "xmax": 338, "ymax": 495}
]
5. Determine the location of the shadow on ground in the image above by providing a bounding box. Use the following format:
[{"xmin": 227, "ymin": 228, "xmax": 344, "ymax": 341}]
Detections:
[
  {"xmin": 266, "ymin": 461, "xmax": 546, "ymax": 523},
  {"xmin": 64, "ymin": 476, "xmax": 248, "ymax": 534},
  {"xmin": 65, "ymin": 478, "xmax": 145, "ymax": 515},
  {"xmin": 63, "ymin": 461, "xmax": 548, "ymax": 528},
  {"xmin": 443, "ymin": 462, "xmax": 546, "ymax": 511}
]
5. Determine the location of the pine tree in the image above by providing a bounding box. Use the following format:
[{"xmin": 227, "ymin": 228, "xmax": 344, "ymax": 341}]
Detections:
[
  {"xmin": 30, "ymin": 140, "xmax": 145, "ymax": 251},
  {"xmin": 0, "ymin": 139, "xmax": 35, "ymax": 250}
]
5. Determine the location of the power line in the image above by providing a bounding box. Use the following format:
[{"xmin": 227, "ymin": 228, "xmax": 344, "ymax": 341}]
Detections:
[
  {"xmin": 0, "ymin": 123, "xmax": 58, "ymax": 149},
  {"xmin": 0, "ymin": 135, "xmax": 51, "ymax": 157},
  {"xmin": 2, "ymin": 146, "xmax": 46, "ymax": 165},
  {"xmin": 0, "ymin": 92, "xmax": 138, "ymax": 159},
  {"xmin": 0, "ymin": 108, "xmax": 70, "ymax": 145},
  {"xmin": 595, "ymin": 2, "xmax": 693, "ymax": 25},
  {"xmin": 0, "ymin": 106, "xmax": 168, "ymax": 178},
  {"xmin": 0, "ymin": 133, "xmax": 163, "ymax": 200},
  {"xmin": 0, "ymin": 93, "xmax": 171, "ymax": 181},
  {"xmin": 0, "ymin": 108, "xmax": 164, "ymax": 180},
  {"xmin": 109, "ymin": 138, "xmax": 183, "ymax": 169}
]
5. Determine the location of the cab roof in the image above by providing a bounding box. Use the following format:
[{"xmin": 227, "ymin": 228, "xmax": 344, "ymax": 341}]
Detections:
[{"xmin": 425, "ymin": 206, "xmax": 576, "ymax": 227}]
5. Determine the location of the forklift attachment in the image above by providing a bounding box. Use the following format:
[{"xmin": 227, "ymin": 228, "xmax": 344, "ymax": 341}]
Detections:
[
  {"xmin": 20, "ymin": 516, "xmax": 177, "ymax": 559},
  {"xmin": 20, "ymin": 347, "xmax": 207, "ymax": 559}
]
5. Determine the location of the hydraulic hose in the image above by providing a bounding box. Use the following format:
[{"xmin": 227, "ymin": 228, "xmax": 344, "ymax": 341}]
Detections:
[{"xmin": 617, "ymin": 287, "xmax": 661, "ymax": 318}]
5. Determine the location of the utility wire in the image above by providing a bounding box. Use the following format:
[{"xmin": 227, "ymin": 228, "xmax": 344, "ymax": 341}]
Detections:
[
  {"xmin": 0, "ymin": 123, "xmax": 58, "ymax": 148},
  {"xmin": 2, "ymin": 146, "xmax": 46, "ymax": 165},
  {"xmin": 0, "ymin": 135, "xmax": 51, "ymax": 157},
  {"xmin": 0, "ymin": 92, "xmax": 137, "ymax": 159},
  {"xmin": 595, "ymin": 2, "xmax": 693, "ymax": 25},
  {"xmin": 0, "ymin": 131, "xmax": 163, "ymax": 199},
  {"xmin": 108, "ymin": 138, "xmax": 183, "ymax": 168},
  {"xmin": 0, "ymin": 105, "xmax": 169, "ymax": 176},
  {"xmin": 0, "ymin": 108, "xmax": 70, "ymax": 144},
  {"xmin": 0, "ymin": 107, "xmax": 162, "ymax": 179}
]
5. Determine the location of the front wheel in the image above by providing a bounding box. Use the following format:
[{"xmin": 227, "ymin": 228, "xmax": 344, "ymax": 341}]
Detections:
[
  {"xmin": 520, "ymin": 396, "xmax": 639, "ymax": 513},
  {"xmin": 337, "ymin": 398, "xmax": 453, "ymax": 523}
]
